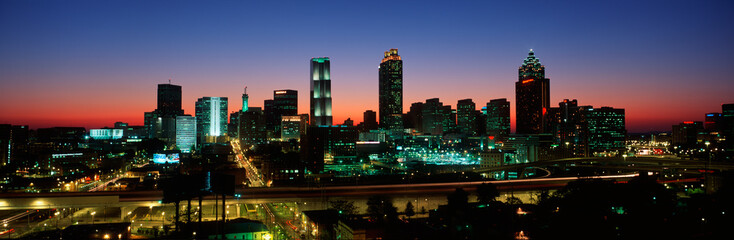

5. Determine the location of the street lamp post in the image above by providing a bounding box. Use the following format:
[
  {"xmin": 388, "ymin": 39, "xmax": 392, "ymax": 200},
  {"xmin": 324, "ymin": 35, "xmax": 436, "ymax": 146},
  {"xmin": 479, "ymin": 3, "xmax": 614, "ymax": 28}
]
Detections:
[{"xmin": 91, "ymin": 212, "xmax": 96, "ymax": 225}]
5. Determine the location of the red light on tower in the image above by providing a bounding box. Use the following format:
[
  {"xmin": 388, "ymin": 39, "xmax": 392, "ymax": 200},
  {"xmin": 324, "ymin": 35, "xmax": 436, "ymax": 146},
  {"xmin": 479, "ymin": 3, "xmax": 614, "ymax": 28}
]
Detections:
[
  {"xmin": 522, "ymin": 79, "xmax": 534, "ymax": 84},
  {"xmin": 683, "ymin": 121, "xmax": 694, "ymax": 124}
]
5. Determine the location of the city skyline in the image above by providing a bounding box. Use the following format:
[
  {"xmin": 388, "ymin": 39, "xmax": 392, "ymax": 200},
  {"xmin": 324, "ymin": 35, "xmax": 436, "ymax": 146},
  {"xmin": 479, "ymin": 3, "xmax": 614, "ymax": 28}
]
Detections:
[{"xmin": 2, "ymin": 0, "xmax": 734, "ymax": 132}]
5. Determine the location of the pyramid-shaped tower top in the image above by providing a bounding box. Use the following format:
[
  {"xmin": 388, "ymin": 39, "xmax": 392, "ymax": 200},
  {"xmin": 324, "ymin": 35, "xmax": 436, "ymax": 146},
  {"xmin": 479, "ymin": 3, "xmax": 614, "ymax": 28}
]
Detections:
[{"xmin": 519, "ymin": 49, "xmax": 546, "ymax": 80}]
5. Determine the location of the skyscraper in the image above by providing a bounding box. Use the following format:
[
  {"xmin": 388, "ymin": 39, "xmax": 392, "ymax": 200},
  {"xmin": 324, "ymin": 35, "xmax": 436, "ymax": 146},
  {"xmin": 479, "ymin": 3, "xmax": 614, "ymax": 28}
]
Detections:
[
  {"xmin": 156, "ymin": 83, "xmax": 184, "ymax": 116},
  {"xmin": 486, "ymin": 98, "xmax": 510, "ymax": 140},
  {"xmin": 456, "ymin": 99, "xmax": 477, "ymax": 136},
  {"xmin": 379, "ymin": 49, "xmax": 403, "ymax": 130},
  {"xmin": 310, "ymin": 57, "xmax": 332, "ymax": 126},
  {"xmin": 264, "ymin": 90, "xmax": 298, "ymax": 138},
  {"xmin": 582, "ymin": 106, "xmax": 626, "ymax": 154},
  {"xmin": 195, "ymin": 97, "xmax": 228, "ymax": 143},
  {"xmin": 239, "ymin": 107, "xmax": 267, "ymax": 146},
  {"xmin": 175, "ymin": 115, "xmax": 196, "ymax": 153},
  {"xmin": 422, "ymin": 98, "xmax": 454, "ymax": 135},
  {"xmin": 516, "ymin": 50, "xmax": 550, "ymax": 134}
]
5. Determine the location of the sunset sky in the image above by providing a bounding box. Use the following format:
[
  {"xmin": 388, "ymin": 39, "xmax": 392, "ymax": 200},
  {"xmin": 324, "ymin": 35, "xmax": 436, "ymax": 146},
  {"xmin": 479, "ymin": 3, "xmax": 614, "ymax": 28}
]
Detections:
[{"xmin": 1, "ymin": 0, "xmax": 733, "ymax": 132}]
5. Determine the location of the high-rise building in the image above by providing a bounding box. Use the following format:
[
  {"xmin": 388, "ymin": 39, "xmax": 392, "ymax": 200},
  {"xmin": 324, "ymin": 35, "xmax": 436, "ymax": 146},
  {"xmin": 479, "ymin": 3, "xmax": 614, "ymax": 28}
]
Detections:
[
  {"xmin": 406, "ymin": 102, "xmax": 424, "ymax": 132},
  {"xmin": 379, "ymin": 49, "xmax": 403, "ymax": 130},
  {"xmin": 516, "ymin": 50, "xmax": 550, "ymax": 134},
  {"xmin": 145, "ymin": 83, "xmax": 184, "ymax": 142},
  {"xmin": 582, "ymin": 107, "xmax": 626, "ymax": 154},
  {"xmin": 422, "ymin": 98, "xmax": 454, "ymax": 135},
  {"xmin": 176, "ymin": 115, "xmax": 196, "ymax": 153},
  {"xmin": 195, "ymin": 97, "xmax": 228, "ymax": 143},
  {"xmin": 362, "ymin": 110, "xmax": 378, "ymax": 131},
  {"xmin": 486, "ymin": 98, "xmax": 510, "ymax": 140},
  {"xmin": 304, "ymin": 126, "xmax": 358, "ymax": 173},
  {"xmin": 672, "ymin": 121, "xmax": 703, "ymax": 147},
  {"xmin": 268, "ymin": 90, "xmax": 299, "ymax": 137},
  {"xmin": 157, "ymin": 83, "xmax": 184, "ymax": 117},
  {"xmin": 456, "ymin": 99, "xmax": 477, "ymax": 136},
  {"xmin": 722, "ymin": 104, "xmax": 734, "ymax": 151},
  {"xmin": 310, "ymin": 57, "xmax": 332, "ymax": 126},
  {"xmin": 239, "ymin": 107, "xmax": 267, "ymax": 146},
  {"xmin": 546, "ymin": 99, "xmax": 587, "ymax": 156},
  {"xmin": 0, "ymin": 124, "xmax": 29, "ymax": 166}
]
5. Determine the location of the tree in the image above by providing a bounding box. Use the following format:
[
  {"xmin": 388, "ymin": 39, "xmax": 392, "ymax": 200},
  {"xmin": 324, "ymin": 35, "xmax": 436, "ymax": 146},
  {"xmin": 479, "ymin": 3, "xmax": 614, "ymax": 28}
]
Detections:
[
  {"xmin": 476, "ymin": 183, "xmax": 500, "ymax": 204},
  {"xmin": 420, "ymin": 206, "xmax": 427, "ymax": 214},
  {"xmin": 405, "ymin": 202, "xmax": 415, "ymax": 218},
  {"xmin": 328, "ymin": 200, "xmax": 358, "ymax": 216},
  {"xmin": 505, "ymin": 196, "xmax": 523, "ymax": 205},
  {"xmin": 367, "ymin": 196, "xmax": 397, "ymax": 221},
  {"xmin": 447, "ymin": 188, "xmax": 469, "ymax": 210}
]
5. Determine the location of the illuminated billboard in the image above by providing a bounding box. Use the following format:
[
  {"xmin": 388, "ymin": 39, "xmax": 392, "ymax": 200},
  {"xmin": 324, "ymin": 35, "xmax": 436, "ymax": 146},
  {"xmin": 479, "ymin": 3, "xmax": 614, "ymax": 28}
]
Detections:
[{"xmin": 153, "ymin": 153, "xmax": 180, "ymax": 164}]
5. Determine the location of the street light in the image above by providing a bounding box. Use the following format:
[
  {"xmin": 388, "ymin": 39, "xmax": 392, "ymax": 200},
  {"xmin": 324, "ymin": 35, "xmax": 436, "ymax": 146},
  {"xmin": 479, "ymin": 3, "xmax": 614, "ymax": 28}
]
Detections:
[{"xmin": 91, "ymin": 212, "xmax": 96, "ymax": 225}]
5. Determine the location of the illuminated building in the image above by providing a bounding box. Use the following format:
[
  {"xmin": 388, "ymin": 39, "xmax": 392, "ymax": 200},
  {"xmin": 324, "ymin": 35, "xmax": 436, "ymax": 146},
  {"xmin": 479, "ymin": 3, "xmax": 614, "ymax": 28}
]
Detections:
[
  {"xmin": 304, "ymin": 126, "xmax": 358, "ymax": 173},
  {"xmin": 144, "ymin": 83, "xmax": 184, "ymax": 141},
  {"xmin": 546, "ymin": 99, "xmax": 587, "ymax": 156},
  {"xmin": 175, "ymin": 115, "xmax": 196, "ymax": 153},
  {"xmin": 0, "ymin": 124, "xmax": 28, "ymax": 166},
  {"xmin": 722, "ymin": 104, "xmax": 734, "ymax": 150},
  {"xmin": 239, "ymin": 107, "xmax": 267, "ymax": 146},
  {"xmin": 515, "ymin": 50, "xmax": 550, "ymax": 134},
  {"xmin": 672, "ymin": 121, "xmax": 703, "ymax": 146},
  {"xmin": 310, "ymin": 57, "xmax": 332, "ymax": 126},
  {"xmin": 268, "ymin": 90, "xmax": 298, "ymax": 137},
  {"xmin": 362, "ymin": 110, "xmax": 378, "ymax": 131},
  {"xmin": 486, "ymin": 98, "xmax": 510, "ymax": 140},
  {"xmin": 379, "ymin": 48, "xmax": 403, "ymax": 130},
  {"xmin": 422, "ymin": 98, "xmax": 454, "ymax": 135},
  {"xmin": 582, "ymin": 107, "xmax": 626, "ymax": 154},
  {"xmin": 242, "ymin": 86, "xmax": 249, "ymax": 112},
  {"xmin": 89, "ymin": 129, "xmax": 124, "ymax": 140},
  {"xmin": 705, "ymin": 113, "xmax": 721, "ymax": 131},
  {"xmin": 195, "ymin": 97, "xmax": 228, "ymax": 143},
  {"xmin": 457, "ymin": 99, "xmax": 478, "ymax": 136},
  {"xmin": 281, "ymin": 115, "xmax": 303, "ymax": 141}
]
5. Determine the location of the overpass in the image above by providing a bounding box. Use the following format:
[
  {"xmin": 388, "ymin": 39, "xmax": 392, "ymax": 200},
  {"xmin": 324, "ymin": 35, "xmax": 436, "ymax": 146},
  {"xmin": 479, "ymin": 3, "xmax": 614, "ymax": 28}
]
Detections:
[
  {"xmin": 0, "ymin": 173, "xmax": 652, "ymax": 210},
  {"xmin": 473, "ymin": 156, "xmax": 734, "ymax": 173}
]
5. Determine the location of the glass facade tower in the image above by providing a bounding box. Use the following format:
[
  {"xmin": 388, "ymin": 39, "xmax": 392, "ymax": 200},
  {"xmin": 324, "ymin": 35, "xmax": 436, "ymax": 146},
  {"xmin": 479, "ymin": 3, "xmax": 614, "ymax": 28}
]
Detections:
[
  {"xmin": 379, "ymin": 49, "xmax": 403, "ymax": 130},
  {"xmin": 195, "ymin": 97, "xmax": 228, "ymax": 141},
  {"xmin": 516, "ymin": 50, "xmax": 550, "ymax": 134},
  {"xmin": 310, "ymin": 57, "xmax": 332, "ymax": 126}
]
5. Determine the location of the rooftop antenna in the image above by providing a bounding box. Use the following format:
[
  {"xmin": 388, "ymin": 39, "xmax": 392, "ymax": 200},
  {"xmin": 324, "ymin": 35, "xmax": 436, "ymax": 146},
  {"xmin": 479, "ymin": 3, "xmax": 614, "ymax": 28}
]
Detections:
[
  {"xmin": 168, "ymin": 78, "xmax": 172, "ymax": 84},
  {"xmin": 244, "ymin": 85, "xmax": 247, "ymax": 94}
]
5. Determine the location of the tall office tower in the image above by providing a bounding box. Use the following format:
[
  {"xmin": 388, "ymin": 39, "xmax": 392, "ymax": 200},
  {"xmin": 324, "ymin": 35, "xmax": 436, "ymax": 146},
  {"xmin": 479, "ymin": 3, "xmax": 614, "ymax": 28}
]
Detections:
[
  {"xmin": 486, "ymin": 98, "xmax": 511, "ymax": 140},
  {"xmin": 239, "ymin": 107, "xmax": 267, "ymax": 146},
  {"xmin": 406, "ymin": 102, "xmax": 424, "ymax": 132},
  {"xmin": 379, "ymin": 49, "xmax": 403, "ymax": 130},
  {"xmin": 145, "ymin": 83, "xmax": 184, "ymax": 141},
  {"xmin": 304, "ymin": 126, "xmax": 358, "ymax": 173},
  {"xmin": 242, "ymin": 86, "xmax": 249, "ymax": 112},
  {"xmin": 582, "ymin": 107, "xmax": 626, "ymax": 154},
  {"xmin": 0, "ymin": 124, "xmax": 29, "ymax": 166},
  {"xmin": 157, "ymin": 83, "xmax": 184, "ymax": 116},
  {"xmin": 270, "ymin": 90, "xmax": 299, "ymax": 137},
  {"xmin": 175, "ymin": 115, "xmax": 196, "ymax": 153},
  {"xmin": 456, "ymin": 99, "xmax": 477, "ymax": 136},
  {"xmin": 310, "ymin": 57, "xmax": 332, "ymax": 126},
  {"xmin": 547, "ymin": 99, "xmax": 587, "ymax": 156},
  {"xmin": 228, "ymin": 111, "xmax": 241, "ymax": 138},
  {"xmin": 195, "ymin": 97, "xmax": 228, "ymax": 143},
  {"xmin": 363, "ymin": 110, "xmax": 378, "ymax": 131},
  {"xmin": 422, "ymin": 98, "xmax": 454, "ymax": 135},
  {"xmin": 516, "ymin": 50, "xmax": 550, "ymax": 134}
]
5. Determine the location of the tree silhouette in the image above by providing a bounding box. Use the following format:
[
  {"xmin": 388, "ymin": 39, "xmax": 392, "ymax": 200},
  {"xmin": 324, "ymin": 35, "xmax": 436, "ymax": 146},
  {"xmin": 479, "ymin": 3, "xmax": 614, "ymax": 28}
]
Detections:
[
  {"xmin": 477, "ymin": 183, "xmax": 500, "ymax": 204},
  {"xmin": 405, "ymin": 202, "xmax": 415, "ymax": 219}
]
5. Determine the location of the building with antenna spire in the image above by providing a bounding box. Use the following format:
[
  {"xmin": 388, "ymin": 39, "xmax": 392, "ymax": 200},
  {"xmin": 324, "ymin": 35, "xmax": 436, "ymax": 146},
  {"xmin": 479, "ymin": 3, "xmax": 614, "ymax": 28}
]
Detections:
[{"xmin": 515, "ymin": 49, "xmax": 550, "ymax": 134}]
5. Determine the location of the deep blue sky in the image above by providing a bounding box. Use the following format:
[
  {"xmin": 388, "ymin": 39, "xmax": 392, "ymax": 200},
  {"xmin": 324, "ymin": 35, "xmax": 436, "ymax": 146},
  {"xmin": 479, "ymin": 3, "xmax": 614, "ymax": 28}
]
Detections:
[{"xmin": 1, "ymin": 0, "xmax": 733, "ymax": 132}]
